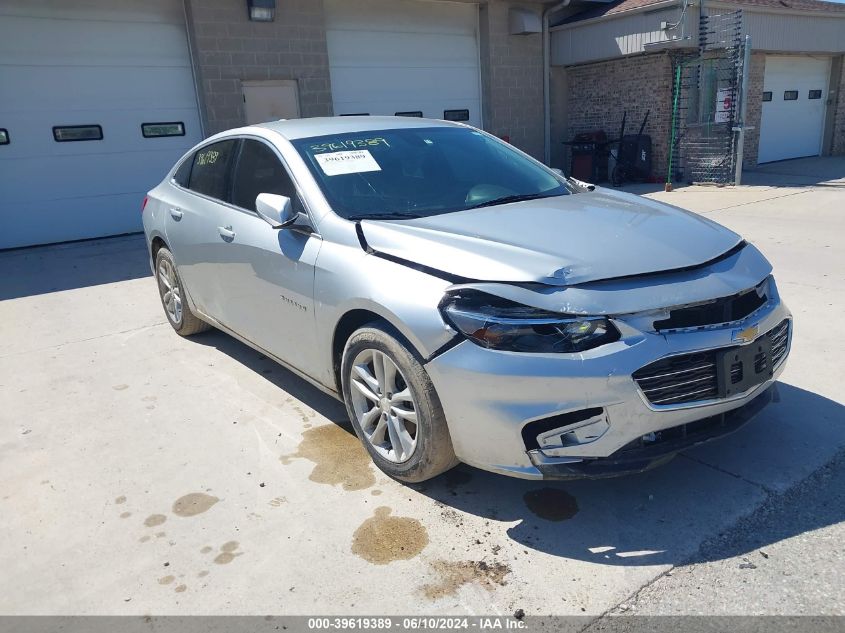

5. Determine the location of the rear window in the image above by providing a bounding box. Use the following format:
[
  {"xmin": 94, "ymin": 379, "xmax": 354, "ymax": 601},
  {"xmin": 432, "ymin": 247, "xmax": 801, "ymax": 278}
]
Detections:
[{"xmin": 187, "ymin": 140, "xmax": 238, "ymax": 201}]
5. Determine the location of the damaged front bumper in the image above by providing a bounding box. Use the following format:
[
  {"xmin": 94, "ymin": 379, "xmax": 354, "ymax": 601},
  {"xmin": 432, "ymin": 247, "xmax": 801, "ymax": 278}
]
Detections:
[
  {"xmin": 424, "ymin": 283, "xmax": 792, "ymax": 480},
  {"xmin": 526, "ymin": 383, "xmax": 778, "ymax": 479}
]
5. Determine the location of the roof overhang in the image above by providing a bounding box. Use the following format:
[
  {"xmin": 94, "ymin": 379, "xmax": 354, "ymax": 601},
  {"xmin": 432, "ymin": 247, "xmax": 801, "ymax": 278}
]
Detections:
[
  {"xmin": 643, "ymin": 37, "xmax": 697, "ymax": 52},
  {"xmin": 552, "ymin": 0, "xmax": 845, "ymax": 32},
  {"xmin": 550, "ymin": 0, "xmax": 680, "ymax": 31}
]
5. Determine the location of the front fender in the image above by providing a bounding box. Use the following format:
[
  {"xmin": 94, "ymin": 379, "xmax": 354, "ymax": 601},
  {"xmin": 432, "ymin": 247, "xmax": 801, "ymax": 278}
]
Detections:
[{"xmin": 313, "ymin": 241, "xmax": 457, "ymax": 388}]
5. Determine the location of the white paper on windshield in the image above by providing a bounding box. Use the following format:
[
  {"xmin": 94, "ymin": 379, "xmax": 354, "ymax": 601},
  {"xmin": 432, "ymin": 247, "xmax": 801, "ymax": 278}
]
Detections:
[{"xmin": 314, "ymin": 149, "xmax": 381, "ymax": 176}]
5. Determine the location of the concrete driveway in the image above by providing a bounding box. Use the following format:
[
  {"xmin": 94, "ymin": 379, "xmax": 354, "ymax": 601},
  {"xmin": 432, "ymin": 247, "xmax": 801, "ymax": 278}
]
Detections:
[{"xmin": 1, "ymin": 157, "xmax": 843, "ymax": 618}]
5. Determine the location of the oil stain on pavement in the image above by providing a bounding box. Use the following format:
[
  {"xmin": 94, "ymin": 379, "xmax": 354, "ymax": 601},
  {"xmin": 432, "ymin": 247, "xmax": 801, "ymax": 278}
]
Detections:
[
  {"xmin": 172, "ymin": 493, "xmax": 219, "ymax": 517},
  {"xmin": 420, "ymin": 560, "xmax": 511, "ymax": 599},
  {"xmin": 280, "ymin": 424, "xmax": 375, "ymax": 491},
  {"xmin": 144, "ymin": 514, "xmax": 167, "ymax": 527},
  {"xmin": 351, "ymin": 506, "xmax": 428, "ymax": 564},
  {"xmin": 213, "ymin": 540, "xmax": 243, "ymax": 565},
  {"xmin": 523, "ymin": 488, "xmax": 579, "ymax": 522}
]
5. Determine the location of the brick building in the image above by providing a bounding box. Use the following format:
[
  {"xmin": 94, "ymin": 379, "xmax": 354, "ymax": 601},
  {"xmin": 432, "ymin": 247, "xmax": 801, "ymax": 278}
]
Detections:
[
  {"xmin": 187, "ymin": 0, "xmax": 548, "ymax": 157},
  {"xmin": 549, "ymin": 0, "xmax": 845, "ymax": 181},
  {"xmin": 2, "ymin": 0, "xmax": 844, "ymax": 248},
  {"xmin": 1, "ymin": 0, "xmax": 551, "ymax": 248}
]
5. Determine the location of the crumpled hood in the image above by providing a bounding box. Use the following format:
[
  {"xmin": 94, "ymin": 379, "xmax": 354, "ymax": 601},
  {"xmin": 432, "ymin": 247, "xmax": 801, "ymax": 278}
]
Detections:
[{"xmin": 359, "ymin": 188, "xmax": 743, "ymax": 286}]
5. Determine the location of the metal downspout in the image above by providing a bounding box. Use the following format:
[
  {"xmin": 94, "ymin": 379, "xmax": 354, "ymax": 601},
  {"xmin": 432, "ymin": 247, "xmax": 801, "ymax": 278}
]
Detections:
[{"xmin": 543, "ymin": 0, "xmax": 570, "ymax": 166}]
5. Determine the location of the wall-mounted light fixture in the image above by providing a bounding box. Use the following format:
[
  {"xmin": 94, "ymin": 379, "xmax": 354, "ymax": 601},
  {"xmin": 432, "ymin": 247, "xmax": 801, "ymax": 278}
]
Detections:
[
  {"xmin": 247, "ymin": 0, "xmax": 275, "ymax": 22},
  {"xmin": 508, "ymin": 8, "xmax": 541, "ymax": 35}
]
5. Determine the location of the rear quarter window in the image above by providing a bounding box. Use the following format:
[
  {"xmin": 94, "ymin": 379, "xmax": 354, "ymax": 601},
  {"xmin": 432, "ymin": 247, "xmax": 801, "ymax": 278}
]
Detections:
[
  {"xmin": 187, "ymin": 140, "xmax": 238, "ymax": 201},
  {"xmin": 173, "ymin": 157, "xmax": 192, "ymax": 187}
]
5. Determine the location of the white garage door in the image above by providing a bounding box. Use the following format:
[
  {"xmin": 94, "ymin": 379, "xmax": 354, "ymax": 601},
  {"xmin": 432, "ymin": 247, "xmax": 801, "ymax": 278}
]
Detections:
[
  {"xmin": 0, "ymin": 0, "xmax": 202, "ymax": 249},
  {"xmin": 758, "ymin": 56, "xmax": 830, "ymax": 164},
  {"xmin": 325, "ymin": 0, "xmax": 482, "ymax": 127}
]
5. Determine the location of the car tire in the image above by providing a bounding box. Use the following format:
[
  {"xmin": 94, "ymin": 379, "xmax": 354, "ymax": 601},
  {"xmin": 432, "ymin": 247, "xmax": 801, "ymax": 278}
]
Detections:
[
  {"xmin": 341, "ymin": 322, "xmax": 458, "ymax": 483},
  {"xmin": 154, "ymin": 247, "xmax": 211, "ymax": 337}
]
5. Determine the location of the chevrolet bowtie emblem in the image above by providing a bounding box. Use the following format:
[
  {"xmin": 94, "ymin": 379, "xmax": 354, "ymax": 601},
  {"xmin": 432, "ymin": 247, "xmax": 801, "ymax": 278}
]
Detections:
[{"xmin": 733, "ymin": 324, "xmax": 759, "ymax": 343}]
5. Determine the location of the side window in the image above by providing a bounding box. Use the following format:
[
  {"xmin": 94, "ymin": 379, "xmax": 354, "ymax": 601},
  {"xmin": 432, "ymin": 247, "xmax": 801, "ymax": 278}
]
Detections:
[
  {"xmin": 231, "ymin": 139, "xmax": 296, "ymax": 212},
  {"xmin": 173, "ymin": 156, "xmax": 192, "ymax": 187},
  {"xmin": 188, "ymin": 139, "xmax": 237, "ymax": 201}
]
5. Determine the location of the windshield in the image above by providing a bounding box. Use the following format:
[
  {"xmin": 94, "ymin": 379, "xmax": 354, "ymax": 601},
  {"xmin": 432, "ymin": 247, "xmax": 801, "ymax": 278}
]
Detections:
[{"xmin": 291, "ymin": 127, "xmax": 572, "ymax": 220}]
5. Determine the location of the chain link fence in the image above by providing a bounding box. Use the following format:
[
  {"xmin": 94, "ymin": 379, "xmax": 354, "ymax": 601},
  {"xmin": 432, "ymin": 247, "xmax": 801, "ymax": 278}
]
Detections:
[{"xmin": 667, "ymin": 10, "xmax": 745, "ymax": 185}]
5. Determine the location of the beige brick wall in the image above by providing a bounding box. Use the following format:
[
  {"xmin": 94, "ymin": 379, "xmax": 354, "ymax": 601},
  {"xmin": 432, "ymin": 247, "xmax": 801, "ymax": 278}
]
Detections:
[
  {"xmin": 562, "ymin": 53, "xmax": 673, "ymax": 182},
  {"xmin": 480, "ymin": 2, "xmax": 545, "ymax": 159},
  {"xmin": 186, "ymin": 0, "xmax": 545, "ymax": 159},
  {"xmin": 549, "ymin": 65, "xmax": 569, "ymax": 169},
  {"xmin": 186, "ymin": 0, "xmax": 332, "ymax": 136},
  {"xmin": 832, "ymin": 56, "xmax": 845, "ymax": 156},
  {"xmin": 742, "ymin": 52, "xmax": 766, "ymax": 169}
]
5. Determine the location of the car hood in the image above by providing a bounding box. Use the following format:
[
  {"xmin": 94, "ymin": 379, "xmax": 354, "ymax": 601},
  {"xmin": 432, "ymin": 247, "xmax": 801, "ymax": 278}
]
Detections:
[{"xmin": 359, "ymin": 188, "xmax": 742, "ymax": 286}]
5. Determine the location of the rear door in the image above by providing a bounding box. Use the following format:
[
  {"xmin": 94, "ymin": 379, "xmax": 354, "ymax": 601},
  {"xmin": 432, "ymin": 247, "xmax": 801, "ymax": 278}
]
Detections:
[
  {"xmin": 211, "ymin": 138, "xmax": 323, "ymax": 378},
  {"xmin": 163, "ymin": 138, "xmax": 238, "ymax": 317}
]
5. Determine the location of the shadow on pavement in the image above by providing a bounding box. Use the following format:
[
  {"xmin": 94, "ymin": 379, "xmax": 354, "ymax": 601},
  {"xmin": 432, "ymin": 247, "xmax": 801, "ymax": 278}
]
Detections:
[
  {"xmin": 743, "ymin": 156, "xmax": 845, "ymax": 188},
  {"xmin": 0, "ymin": 234, "xmax": 150, "ymax": 300},
  {"xmin": 617, "ymin": 156, "xmax": 845, "ymax": 194},
  {"xmin": 188, "ymin": 327, "xmax": 845, "ymax": 569},
  {"xmin": 192, "ymin": 328, "xmax": 349, "ymax": 423},
  {"xmin": 413, "ymin": 383, "xmax": 844, "ymax": 568}
]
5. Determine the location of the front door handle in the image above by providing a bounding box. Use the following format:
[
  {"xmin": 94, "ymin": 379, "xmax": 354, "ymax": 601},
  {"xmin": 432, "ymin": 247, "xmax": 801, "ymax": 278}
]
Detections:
[
  {"xmin": 218, "ymin": 226, "xmax": 235, "ymax": 241},
  {"xmin": 169, "ymin": 207, "xmax": 183, "ymax": 220}
]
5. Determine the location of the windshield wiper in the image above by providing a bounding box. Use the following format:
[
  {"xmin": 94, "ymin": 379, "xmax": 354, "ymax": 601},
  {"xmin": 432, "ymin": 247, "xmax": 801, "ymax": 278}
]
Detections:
[
  {"xmin": 348, "ymin": 212, "xmax": 422, "ymax": 221},
  {"xmin": 465, "ymin": 192, "xmax": 557, "ymax": 210}
]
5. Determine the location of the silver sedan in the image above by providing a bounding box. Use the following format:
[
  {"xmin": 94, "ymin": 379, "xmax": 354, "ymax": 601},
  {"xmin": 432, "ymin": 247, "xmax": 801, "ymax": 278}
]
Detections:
[{"xmin": 142, "ymin": 116, "xmax": 791, "ymax": 482}]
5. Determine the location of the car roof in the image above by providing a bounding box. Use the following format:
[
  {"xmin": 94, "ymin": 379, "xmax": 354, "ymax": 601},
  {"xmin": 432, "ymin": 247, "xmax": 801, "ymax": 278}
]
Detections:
[{"xmin": 254, "ymin": 116, "xmax": 463, "ymax": 140}]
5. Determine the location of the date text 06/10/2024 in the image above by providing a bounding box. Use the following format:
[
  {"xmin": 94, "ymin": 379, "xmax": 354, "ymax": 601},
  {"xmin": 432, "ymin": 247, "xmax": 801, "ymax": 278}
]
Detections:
[{"xmin": 306, "ymin": 617, "xmax": 527, "ymax": 630}]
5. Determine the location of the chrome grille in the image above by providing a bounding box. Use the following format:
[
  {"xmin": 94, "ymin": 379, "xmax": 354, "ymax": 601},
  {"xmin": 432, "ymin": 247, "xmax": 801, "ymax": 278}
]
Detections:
[
  {"xmin": 770, "ymin": 319, "xmax": 790, "ymax": 368},
  {"xmin": 633, "ymin": 351, "xmax": 719, "ymax": 405},
  {"xmin": 634, "ymin": 319, "xmax": 791, "ymax": 406}
]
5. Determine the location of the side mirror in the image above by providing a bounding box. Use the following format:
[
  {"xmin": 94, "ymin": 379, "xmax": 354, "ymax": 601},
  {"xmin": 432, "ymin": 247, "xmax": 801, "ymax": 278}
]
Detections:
[{"xmin": 255, "ymin": 193, "xmax": 296, "ymax": 229}]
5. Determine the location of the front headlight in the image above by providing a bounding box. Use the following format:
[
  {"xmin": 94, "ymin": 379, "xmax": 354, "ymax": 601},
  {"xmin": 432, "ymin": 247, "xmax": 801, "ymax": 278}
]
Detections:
[{"xmin": 439, "ymin": 290, "xmax": 620, "ymax": 353}]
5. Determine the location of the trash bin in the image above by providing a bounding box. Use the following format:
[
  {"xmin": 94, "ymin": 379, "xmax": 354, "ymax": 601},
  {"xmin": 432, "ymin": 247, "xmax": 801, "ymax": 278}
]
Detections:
[
  {"xmin": 618, "ymin": 134, "xmax": 652, "ymax": 181},
  {"xmin": 567, "ymin": 131, "xmax": 608, "ymax": 183}
]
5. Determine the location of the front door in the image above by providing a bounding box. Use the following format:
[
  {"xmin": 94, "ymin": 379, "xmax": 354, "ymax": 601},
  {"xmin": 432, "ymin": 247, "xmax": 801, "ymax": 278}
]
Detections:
[{"xmin": 212, "ymin": 138, "xmax": 323, "ymax": 380}]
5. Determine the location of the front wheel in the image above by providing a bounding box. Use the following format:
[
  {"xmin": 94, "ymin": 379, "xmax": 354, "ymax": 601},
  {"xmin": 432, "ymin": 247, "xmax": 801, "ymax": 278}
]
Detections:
[{"xmin": 341, "ymin": 323, "xmax": 458, "ymax": 483}]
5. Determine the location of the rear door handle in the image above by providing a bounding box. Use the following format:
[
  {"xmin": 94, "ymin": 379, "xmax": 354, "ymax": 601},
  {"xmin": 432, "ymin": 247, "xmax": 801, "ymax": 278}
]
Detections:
[
  {"xmin": 169, "ymin": 207, "xmax": 183, "ymax": 220},
  {"xmin": 218, "ymin": 226, "xmax": 235, "ymax": 241}
]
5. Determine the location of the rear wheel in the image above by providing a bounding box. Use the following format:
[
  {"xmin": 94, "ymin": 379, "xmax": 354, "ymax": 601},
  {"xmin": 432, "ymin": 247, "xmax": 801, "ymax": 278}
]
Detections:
[
  {"xmin": 155, "ymin": 247, "xmax": 210, "ymax": 336},
  {"xmin": 341, "ymin": 323, "xmax": 457, "ymax": 482}
]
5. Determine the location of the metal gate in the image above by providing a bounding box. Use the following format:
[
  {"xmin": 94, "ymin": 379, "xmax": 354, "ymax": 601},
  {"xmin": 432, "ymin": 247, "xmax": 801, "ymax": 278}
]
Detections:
[{"xmin": 667, "ymin": 10, "xmax": 746, "ymax": 185}]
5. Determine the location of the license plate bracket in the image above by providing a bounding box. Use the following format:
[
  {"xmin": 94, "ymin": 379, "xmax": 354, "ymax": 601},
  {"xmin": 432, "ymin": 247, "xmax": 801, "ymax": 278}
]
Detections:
[{"xmin": 717, "ymin": 335, "xmax": 774, "ymax": 398}]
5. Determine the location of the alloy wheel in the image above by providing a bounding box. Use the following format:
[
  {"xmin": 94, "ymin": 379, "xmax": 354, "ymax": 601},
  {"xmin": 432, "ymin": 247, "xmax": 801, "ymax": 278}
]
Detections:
[{"xmin": 349, "ymin": 348, "xmax": 419, "ymax": 463}]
